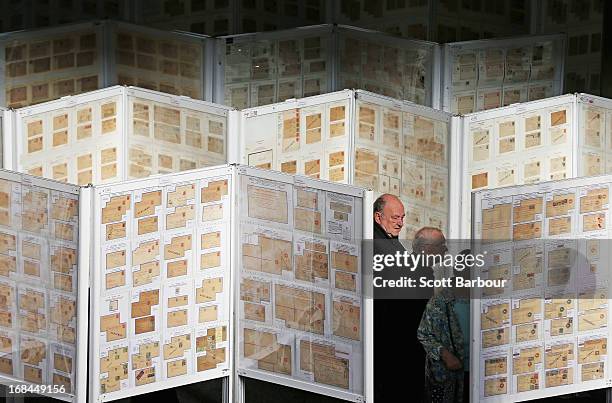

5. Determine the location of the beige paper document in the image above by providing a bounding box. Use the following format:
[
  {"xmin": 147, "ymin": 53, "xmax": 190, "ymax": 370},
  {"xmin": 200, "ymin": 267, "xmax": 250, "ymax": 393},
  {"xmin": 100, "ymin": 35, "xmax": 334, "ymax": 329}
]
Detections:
[
  {"xmin": 513, "ymin": 346, "xmax": 542, "ymax": 374},
  {"xmin": 580, "ymin": 188, "xmax": 608, "ymax": 214},
  {"xmin": 484, "ymin": 377, "xmax": 507, "ymax": 396},
  {"xmin": 481, "ymin": 303, "xmax": 509, "ymax": 330},
  {"xmin": 545, "ymin": 368, "xmax": 573, "ymax": 387},
  {"xmin": 516, "ymin": 372, "xmax": 539, "ymax": 392},
  {"xmin": 512, "ymin": 299, "xmax": 541, "ymax": 325},
  {"xmin": 578, "ymin": 309, "xmax": 607, "ymax": 331},
  {"xmin": 247, "ymin": 185, "xmax": 288, "ymax": 224}
]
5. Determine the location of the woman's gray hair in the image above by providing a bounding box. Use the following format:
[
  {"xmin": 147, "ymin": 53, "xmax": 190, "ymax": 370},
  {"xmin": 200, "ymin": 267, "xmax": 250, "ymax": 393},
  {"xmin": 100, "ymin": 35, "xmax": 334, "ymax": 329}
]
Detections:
[{"xmin": 412, "ymin": 227, "xmax": 443, "ymax": 252}]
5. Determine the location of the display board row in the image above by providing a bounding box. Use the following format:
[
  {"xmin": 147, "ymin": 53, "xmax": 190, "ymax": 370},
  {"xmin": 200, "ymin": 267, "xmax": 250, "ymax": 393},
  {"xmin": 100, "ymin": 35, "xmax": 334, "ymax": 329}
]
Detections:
[
  {"xmin": 332, "ymin": 0, "xmax": 533, "ymax": 43},
  {"xmin": 0, "ymin": 20, "xmax": 211, "ymax": 108},
  {"xmin": 471, "ymin": 174, "xmax": 612, "ymax": 402},
  {"xmin": 0, "ymin": 165, "xmax": 371, "ymax": 403},
  {"xmin": 240, "ymin": 89, "xmax": 611, "ymax": 241},
  {"xmin": 238, "ymin": 89, "xmax": 612, "ymax": 240},
  {"xmin": 7, "ymin": 87, "xmax": 612, "ymax": 241},
  {"xmin": 0, "ymin": 0, "xmax": 529, "ymax": 41},
  {"xmin": 217, "ymin": 24, "xmax": 440, "ymax": 109},
  {"xmin": 218, "ymin": 26, "xmax": 565, "ymax": 112},
  {"xmin": 0, "ymin": 19, "xmax": 566, "ymax": 112},
  {"xmin": 1, "ymin": 85, "xmax": 235, "ymax": 187}
]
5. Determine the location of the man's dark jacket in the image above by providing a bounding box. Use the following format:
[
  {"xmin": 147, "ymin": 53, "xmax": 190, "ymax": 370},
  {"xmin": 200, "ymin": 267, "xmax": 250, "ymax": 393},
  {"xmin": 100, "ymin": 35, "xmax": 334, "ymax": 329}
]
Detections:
[
  {"xmin": 373, "ymin": 221, "xmax": 405, "ymax": 256},
  {"xmin": 372, "ymin": 221, "xmax": 428, "ymax": 401}
]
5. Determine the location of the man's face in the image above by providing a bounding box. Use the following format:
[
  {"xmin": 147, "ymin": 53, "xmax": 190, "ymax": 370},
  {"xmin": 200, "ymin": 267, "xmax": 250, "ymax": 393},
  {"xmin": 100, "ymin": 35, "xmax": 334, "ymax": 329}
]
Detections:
[{"xmin": 375, "ymin": 197, "xmax": 405, "ymax": 237}]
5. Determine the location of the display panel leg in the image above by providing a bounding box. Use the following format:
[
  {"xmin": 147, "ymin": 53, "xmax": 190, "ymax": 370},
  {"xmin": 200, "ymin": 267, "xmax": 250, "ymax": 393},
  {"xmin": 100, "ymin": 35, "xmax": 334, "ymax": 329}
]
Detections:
[
  {"xmin": 607, "ymin": 387, "xmax": 612, "ymax": 403},
  {"xmin": 234, "ymin": 374, "xmax": 245, "ymax": 403},
  {"xmin": 223, "ymin": 376, "xmax": 229, "ymax": 403}
]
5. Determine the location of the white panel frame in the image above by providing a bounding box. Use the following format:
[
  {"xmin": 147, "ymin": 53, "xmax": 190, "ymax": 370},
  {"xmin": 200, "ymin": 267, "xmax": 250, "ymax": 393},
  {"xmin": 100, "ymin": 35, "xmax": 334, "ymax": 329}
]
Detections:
[
  {"xmin": 448, "ymin": 115, "xmax": 463, "ymax": 239},
  {"xmin": 441, "ymin": 33, "xmax": 567, "ymax": 113},
  {"xmin": 89, "ymin": 165, "xmax": 234, "ymax": 402},
  {"xmin": 459, "ymin": 94, "xmax": 579, "ymax": 238},
  {"xmin": 575, "ymin": 93, "xmax": 612, "ymax": 176},
  {"xmin": 0, "ymin": 170, "xmax": 89, "ymax": 403},
  {"xmin": 470, "ymin": 173, "xmax": 612, "ymax": 402},
  {"xmin": 233, "ymin": 164, "xmax": 368, "ymax": 403},
  {"xmin": 0, "ymin": 107, "xmax": 10, "ymax": 169},
  {"xmin": 362, "ymin": 190, "xmax": 374, "ymax": 403}
]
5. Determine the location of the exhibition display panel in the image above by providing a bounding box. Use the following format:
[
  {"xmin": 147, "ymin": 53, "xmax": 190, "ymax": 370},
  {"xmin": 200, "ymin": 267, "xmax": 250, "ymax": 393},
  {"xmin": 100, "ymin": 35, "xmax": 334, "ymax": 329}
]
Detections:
[
  {"xmin": 460, "ymin": 94, "xmax": 577, "ymax": 237},
  {"xmin": 215, "ymin": 25, "xmax": 334, "ymax": 110},
  {"xmin": 336, "ymin": 25, "xmax": 440, "ymax": 107},
  {"xmin": 6, "ymin": 86, "xmax": 235, "ymax": 186},
  {"xmin": 0, "ymin": 21, "xmax": 212, "ymax": 109},
  {"xmin": 90, "ymin": 165, "xmax": 233, "ymax": 401},
  {"xmin": 471, "ymin": 174, "xmax": 612, "ymax": 402},
  {"xmin": 217, "ymin": 25, "xmax": 441, "ymax": 109},
  {"xmin": 238, "ymin": 89, "xmax": 459, "ymax": 238},
  {"xmin": 235, "ymin": 165, "xmax": 369, "ymax": 402},
  {"xmin": 0, "ymin": 169, "xmax": 90, "ymax": 403},
  {"xmin": 441, "ymin": 34, "xmax": 565, "ymax": 114}
]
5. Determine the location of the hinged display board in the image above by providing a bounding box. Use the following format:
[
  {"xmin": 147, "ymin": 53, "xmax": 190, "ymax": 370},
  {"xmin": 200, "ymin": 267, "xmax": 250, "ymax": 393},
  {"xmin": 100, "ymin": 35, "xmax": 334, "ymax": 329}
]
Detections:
[
  {"xmin": 106, "ymin": 21, "xmax": 210, "ymax": 101},
  {"xmin": 0, "ymin": 21, "xmax": 212, "ymax": 108},
  {"xmin": 87, "ymin": 163, "xmax": 371, "ymax": 402},
  {"xmin": 0, "ymin": 169, "xmax": 90, "ymax": 403},
  {"xmin": 471, "ymin": 174, "xmax": 612, "ymax": 402},
  {"xmin": 238, "ymin": 89, "xmax": 459, "ymax": 239},
  {"xmin": 337, "ymin": 26, "xmax": 440, "ymax": 107},
  {"xmin": 7, "ymin": 86, "xmax": 235, "ymax": 186},
  {"xmin": 352, "ymin": 90, "xmax": 456, "ymax": 238},
  {"xmin": 441, "ymin": 34, "xmax": 565, "ymax": 114},
  {"xmin": 215, "ymin": 24, "xmax": 441, "ymax": 109}
]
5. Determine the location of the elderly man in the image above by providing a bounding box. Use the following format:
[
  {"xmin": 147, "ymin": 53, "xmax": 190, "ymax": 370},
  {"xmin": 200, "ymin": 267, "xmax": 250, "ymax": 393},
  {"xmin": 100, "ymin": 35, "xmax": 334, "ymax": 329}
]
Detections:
[
  {"xmin": 415, "ymin": 227, "xmax": 465, "ymax": 403},
  {"xmin": 372, "ymin": 193, "xmax": 408, "ymax": 295},
  {"xmin": 373, "ymin": 194, "xmax": 429, "ymax": 400},
  {"xmin": 373, "ymin": 193, "xmax": 405, "ymax": 243}
]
